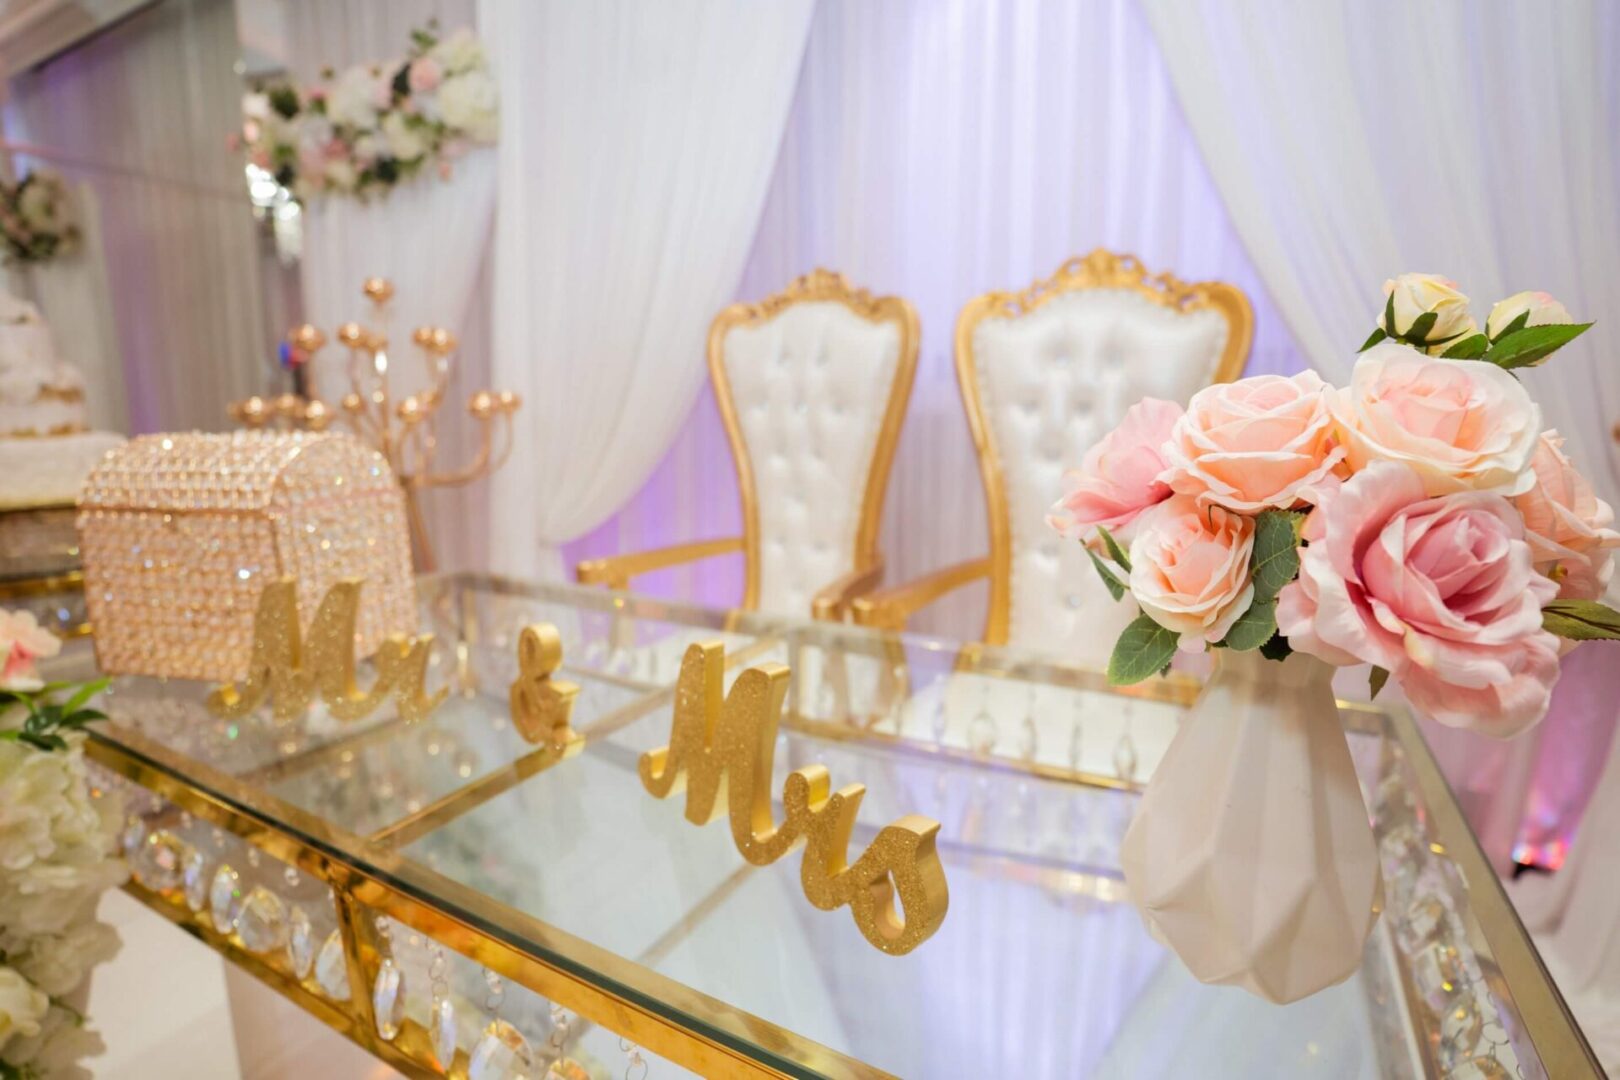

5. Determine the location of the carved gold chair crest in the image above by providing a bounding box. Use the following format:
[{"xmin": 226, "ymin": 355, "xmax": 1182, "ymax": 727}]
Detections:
[
  {"xmin": 578, "ymin": 271, "xmax": 919, "ymax": 620},
  {"xmin": 854, "ymin": 250, "xmax": 1252, "ymax": 661}
]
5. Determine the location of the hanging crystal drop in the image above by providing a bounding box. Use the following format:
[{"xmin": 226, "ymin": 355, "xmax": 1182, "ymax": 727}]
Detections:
[
  {"xmin": 314, "ymin": 930, "xmax": 350, "ymax": 1001},
  {"xmin": 209, "ymin": 864, "xmax": 242, "ymax": 932},
  {"xmin": 1068, "ymin": 716, "xmax": 1084, "ymax": 773},
  {"xmin": 236, "ymin": 886, "xmax": 288, "ymax": 953},
  {"xmin": 372, "ymin": 957, "xmax": 406, "ymax": 1041},
  {"xmin": 967, "ymin": 710, "xmax": 997, "ymax": 755},
  {"xmin": 1113, "ymin": 730, "xmax": 1138, "ymax": 782},
  {"xmin": 287, "ymin": 906, "xmax": 316, "ymax": 978},
  {"xmin": 182, "ymin": 849, "xmax": 210, "ymax": 912},
  {"xmin": 468, "ymin": 1019, "xmax": 535, "ymax": 1080},
  {"xmin": 120, "ymin": 817, "xmax": 146, "ymax": 860},
  {"xmin": 134, "ymin": 830, "xmax": 190, "ymax": 891},
  {"xmin": 431, "ymin": 996, "xmax": 458, "ymax": 1067}
]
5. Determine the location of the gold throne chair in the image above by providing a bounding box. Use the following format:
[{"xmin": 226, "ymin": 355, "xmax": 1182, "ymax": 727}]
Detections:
[
  {"xmin": 853, "ymin": 250, "xmax": 1252, "ymax": 665},
  {"xmin": 577, "ymin": 270, "xmax": 919, "ymax": 620}
]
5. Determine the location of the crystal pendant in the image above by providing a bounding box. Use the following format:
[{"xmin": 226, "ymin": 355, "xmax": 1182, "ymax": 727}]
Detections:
[
  {"xmin": 545, "ymin": 1059, "xmax": 591, "ymax": 1080},
  {"xmin": 134, "ymin": 830, "xmax": 190, "ymax": 891},
  {"xmin": 314, "ymin": 930, "xmax": 350, "ymax": 1001},
  {"xmin": 286, "ymin": 905, "xmax": 315, "ymax": 978},
  {"xmin": 967, "ymin": 710, "xmax": 997, "ymax": 755},
  {"xmin": 182, "ymin": 849, "xmax": 210, "ymax": 912},
  {"xmin": 1113, "ymin": 731, "xmax": 1138, "ymax": 782},
  {"xmin": 430, "ymin": 996, "xmax": 457, "ymax": 1067},
  {"xmin": 372, "ymin": 958, "xmax": 406, "ymax": 1041},
  {"xmin": 209, "ymin": 864, "xmax": 242, "ymax": 931},
  {"xmin": 467, "ymin": 1019, "xmax": 535, "ymax": 1080},
  {"xmin": 120, "ymin": 817, "xmax": 146, "ymax": 859},
  {"xmin": 235, "ymin": 886, "xmax": 288, "ymax": 953}
]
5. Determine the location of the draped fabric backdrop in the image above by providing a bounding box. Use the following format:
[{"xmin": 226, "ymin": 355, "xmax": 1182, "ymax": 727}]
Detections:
[
  {"xmin": 281, "ymin": 0, "xmax": 494, "ymax": 571},
  {"xmin": 565, "ymin": 0, "xmax": 1305, "ymax": 633},
  {"xmin": 3, "ymin": 0, "xmax": 271, "ymax": 434},
  {"xmin": 480, "ymin": 0, "xmax": 815, "ymax": 579}
]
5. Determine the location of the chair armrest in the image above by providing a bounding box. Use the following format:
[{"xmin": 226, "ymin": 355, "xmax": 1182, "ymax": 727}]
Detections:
[
  {"xmin": 851, "ymin": 557, "xmax": 992, "ymax": 631},
  {"xmin": 810, "ymin": 557, "xmax": 886, "ymax": 622},
  {"xmin": 575, "ymin": 537, "xmax": 744, "ymax": 591}
]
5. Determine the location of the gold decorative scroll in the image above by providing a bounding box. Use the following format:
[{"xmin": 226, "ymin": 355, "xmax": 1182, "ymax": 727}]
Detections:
[
  {"xmin": 208, "ymin": 578, "xmax": 446, "ymax": 724},
  {"xmin": 640, "ymin": 641, "xmax": 949, "ymax": 955},
  {"xmin": 508, "ymin": 623, "xmax": 584, "ymax": 758}
]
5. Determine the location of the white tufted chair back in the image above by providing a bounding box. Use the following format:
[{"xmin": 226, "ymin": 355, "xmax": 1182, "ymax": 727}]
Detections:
[
  {"xmin": 713, "ymin": 271, "xmax": 919, "ymax": 616},
  {"xmin": 959, "ymin": 251, "xmax": 1252, "ymax": 663}
]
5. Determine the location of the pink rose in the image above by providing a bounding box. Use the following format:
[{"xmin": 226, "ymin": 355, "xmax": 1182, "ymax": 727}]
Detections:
[
  {"xmin": 1047, "ymin": 398, "xmax": 1182, "ymax": 541},
  {"xmin": 224, "ymin": 132, "xmax": 242, "ymax": 153},
  {"xmin": 409, "ymin": 57, "xmax": 443, "ymax": 93},
  {"xmin": 1277, "ymin": 461, "xmax": 1560, "ymax": 736},
  {"xmin": 0, "ymin": 609, "xmax": 62, "ymax": 692},
  {"xmin": 1128, "ymin": 495, "xmax": 1255, "ymax": 651},
  {"xmin": 1330, "ymin": 342, "xmax": 1540, "ymax": 496},
  {"xmin": 1513, "ymin": 431, "xmax": 1620, "ymax": 601},
  {"xmin": 1161, "ymin": 370, "xmax": 1345, "ymax": 512},
  {"xmin": 369, "ymin": 72, "xmax": 394, "ymax": 110}
]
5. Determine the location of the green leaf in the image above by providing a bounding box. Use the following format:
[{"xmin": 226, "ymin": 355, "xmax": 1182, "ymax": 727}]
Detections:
[
  {"xmin": 1085, "ymin": 547, "xmax": 1126, "ymax": 602},
  {"xmin": 1543, "ymin": 599, "xmax": 1620, "ymax": 641},
  {"xmin": 1491, "ymin": 310, "xmax": 1530, "ymax": 342},
  {"xmin": 1382, "ymin": 294, "xmax": 1398, "ymax": 336},
  {"xmin": 1095, "ymin": 525, "xmax": 1131, "ymax": 571},
  {"xmin": 1439, "ymin": 333, "xmax": 1489, "ymax": 359},
  {"xmin": 1259, "ymin": 633, "xmax": 1293, "ymax": 661},
  {"xmin": 1404, "ymin": 311, "xmax": 1438, "ymax": 346},
  {"xmin": 1221, "ymin": 598, "xmax": 1278, "ymax": 651},
  {"xmin": 1108, "ymin": 614, "xmax": 1181, "ymax": 685},
  {"xmin": 1484, "ymin": 323, "xmax": 1594, "ymax": 370},
  {"xmin": 1358, "ymin": 327, "xmax": 1387, "ymax": 352},
  {"xmin": 1369, "ymin": 666, "xmax": 1390, "ymax": 699},
  {"xmin": 1251, "ymin": 510, "xmax": 1306, "ymax": 603},
  {"xmin": 62, "ymin": 678, "xmax": 108, "ymax": 715}
]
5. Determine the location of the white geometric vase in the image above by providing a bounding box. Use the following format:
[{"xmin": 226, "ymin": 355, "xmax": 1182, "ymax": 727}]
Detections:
[{"xmin": 1119, "ymin": 648, "xmax": 1382, "ymax": 1004}]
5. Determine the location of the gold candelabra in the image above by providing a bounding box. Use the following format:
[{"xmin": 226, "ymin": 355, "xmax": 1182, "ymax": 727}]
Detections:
[{"xmin": 228, "ymin": 277, "xmax": 520, "ymax": 571}]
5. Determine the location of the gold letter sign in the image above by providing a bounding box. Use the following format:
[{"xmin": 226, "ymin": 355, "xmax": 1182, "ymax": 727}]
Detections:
[
  {"xmin": 640, "ymin": 641, "xmax": 948, "ymax": 955},
  {"xmin": 208, "ymin": 577, "xmax": 446, "ymax": 724}
]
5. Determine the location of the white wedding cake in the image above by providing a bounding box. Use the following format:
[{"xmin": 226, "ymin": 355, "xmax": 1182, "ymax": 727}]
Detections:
[{"xmin": 0, "ymin": 289, "xmax": 123, "ymax": 510}]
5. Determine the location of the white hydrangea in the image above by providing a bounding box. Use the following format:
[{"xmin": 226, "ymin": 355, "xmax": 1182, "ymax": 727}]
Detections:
[
  {"xmin": 0, "ymin": 966, "xmax": 48, "ymax": 1055},
  {"xmin": 0, "ymin": 1000, "xmax": 104, "ymax": 1079},
  {"xmin": 326, "ymin": 65, "xmax": 381, "ymax": 130},
  {"xmin": 430, "ymin": 28, "xmax": 486, "ymax": 75},
  {"xmin": 10, "ymin": 920, "xmax": 121, "ymax": 998},
  {"xmin": 437, "ymin": 69, "xmax": 498, "ymax": 143},
  {"xmin": 381, "ymin": 111, "xmax": 427, "ymax": 162}
]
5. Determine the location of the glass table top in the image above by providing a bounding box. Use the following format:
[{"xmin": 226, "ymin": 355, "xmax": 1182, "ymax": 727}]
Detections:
[{"xmin": 62, "ymin": 572, "xmax": 1597, "ymax": 1079}]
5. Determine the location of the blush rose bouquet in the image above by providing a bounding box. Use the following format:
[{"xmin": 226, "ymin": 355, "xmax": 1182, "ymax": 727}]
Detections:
[{"xmin": 1050, "ymin": 272, "xmax": 1615, "ymax": 738}]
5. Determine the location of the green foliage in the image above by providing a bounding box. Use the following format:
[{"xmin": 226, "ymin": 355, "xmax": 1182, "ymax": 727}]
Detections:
[
  {"xmin": 1095, "ymin": 525, "xmax": 1131, "ymax": 572},
  {"xmin": 1221, "ymin": 597, "xmax": 1277, "ymax": 651},
  {"xmin": 0, "ymin": 677, "xmax": 109, "ymax": 753},
  {"xmin": 1483, "ymin": 323, "xmax": 1593, "ymax": 370},
  {"xmin": 1543, "ymin": 600, "xmax": 1620, "ymax": 641},
  {"xmin": 1369, "ymin": 666, "xmax": 1390, "ymax": 699},
  {"xmin": 1439, "ymin": 334, "xmax": 1489, "ymax": 359},
  {"xmin": 1250, "ymin": 509, "xmax": 1305, "ymax": 603},
  {"xmin": 1085, "ymin": 546, "xmax": 1126, "ymax": 602},
  {"xmin": 1358, "ymin": 327, "xmax": 1387, "ymax": 352},
  {"xmin": 1108, "ymin": 614, "xmax": 1180, "ymax": 685}
]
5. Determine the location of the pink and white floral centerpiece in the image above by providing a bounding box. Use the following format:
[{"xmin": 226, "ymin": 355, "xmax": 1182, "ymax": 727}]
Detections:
[
  {"xmin": 1049, "ymin": 274, "xmax": 1617, "ymax": 1003},
  {"xmin": 0, "ymin": 610, "xmax": 126, "ymax": 1079}
]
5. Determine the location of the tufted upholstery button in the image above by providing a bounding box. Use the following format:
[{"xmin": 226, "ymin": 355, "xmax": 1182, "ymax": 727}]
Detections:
[{"xmin": 1066, "ymin": 593, "xmax": 1083, "ymax": 609}]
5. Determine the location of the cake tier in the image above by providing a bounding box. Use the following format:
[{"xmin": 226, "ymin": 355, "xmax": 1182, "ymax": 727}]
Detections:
[{"xmin": 0, "ymin": 430, "xmax": 125, "ymax": 510}]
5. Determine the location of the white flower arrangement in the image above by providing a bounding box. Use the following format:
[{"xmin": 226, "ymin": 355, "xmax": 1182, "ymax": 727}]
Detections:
[
  {"xmin": 0, "ymin": 610, "xmax": 126, "ymax": 1080},
  {"xmin": 0, "ymin": 172, "xmax": 79, "ymax": 266},
  {"xmin": 232, "ymin": 23, "xmax": 498, "ymax": 204}
]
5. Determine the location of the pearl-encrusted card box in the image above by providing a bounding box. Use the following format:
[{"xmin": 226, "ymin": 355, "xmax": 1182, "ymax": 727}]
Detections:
[{"xmin": 77, "ymin": 431, "xmax": 418, "ymax": 681}]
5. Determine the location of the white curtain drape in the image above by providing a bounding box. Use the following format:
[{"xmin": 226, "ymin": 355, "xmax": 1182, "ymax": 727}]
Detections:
[
  {"xmin": 3, "ymin": 0, "xmax": 271, "ymax": 434},
  {"xmin": 281, "ymin": 0, "xmax": 494, "ymax": 571},
  {"xmin": 583, "ymin": 0, "xmax": 1305, "ymax": 630},
  {"xmin": 1143, "ymin": 0, "xmax": 1620, "ymax": 1060},
  {"xmin": 479, "ymin": 0, "xmax": 815, "ymax": 578}
]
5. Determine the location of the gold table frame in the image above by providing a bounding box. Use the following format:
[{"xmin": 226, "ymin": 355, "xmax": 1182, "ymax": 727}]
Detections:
[{"xmin": 77, "ymin": 573, "xmax": 1602, "ymax": 1080}]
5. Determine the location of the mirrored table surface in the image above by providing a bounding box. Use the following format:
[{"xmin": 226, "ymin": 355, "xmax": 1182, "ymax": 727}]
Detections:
[{"xmin": 60, "ymin": 573, "xmax": 1599, "ymax": 1079}]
